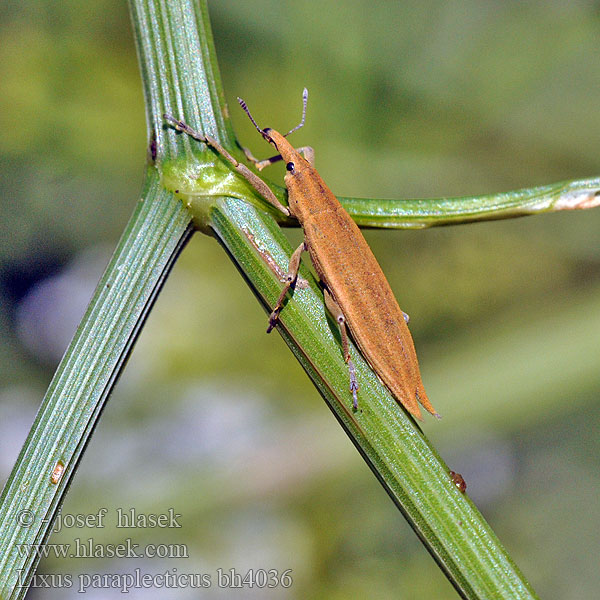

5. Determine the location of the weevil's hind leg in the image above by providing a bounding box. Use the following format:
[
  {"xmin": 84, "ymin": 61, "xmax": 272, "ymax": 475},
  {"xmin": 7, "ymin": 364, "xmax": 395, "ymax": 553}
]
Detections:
[
  {"xmin": 267, "ymin": 241, "xmax": 307, "ymax": 333},
  {"xmin": 163, "ymin": 114, "xmax": 290, "ymax": 217},
  {"xmin": 323, "ymin": 288, "xmax": 359, "ymax": 410}
]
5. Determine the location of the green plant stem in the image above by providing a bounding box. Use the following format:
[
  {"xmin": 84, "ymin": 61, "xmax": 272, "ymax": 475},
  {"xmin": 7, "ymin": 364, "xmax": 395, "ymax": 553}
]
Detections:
[
  {"xmin": 163, "ymin": 155, "xmax": 600, "ymax": 229},
  {"xmin": 338, "ymin": 176, "xmax": 600, "ymax": 227},
  {"xmin": 205, "ymin": 196, "xmax": 538, "ymax": 600},
  {"xmin": 0, "ymin": 172, "xmax": 192, "ymax": 598}
]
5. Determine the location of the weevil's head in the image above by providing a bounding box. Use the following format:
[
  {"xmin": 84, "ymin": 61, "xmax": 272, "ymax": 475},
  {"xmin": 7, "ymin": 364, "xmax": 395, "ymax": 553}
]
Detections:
[
  {"xmin": 262, "ymin": 128, "xmax": 297, "ymax": 162},
  {"xmin": 263, "ymin": 128, "xmax": 307, "ymax": 180},
  {"xmin": 237, "ymin": 90, "xmax": 310, "ymax": 219}
]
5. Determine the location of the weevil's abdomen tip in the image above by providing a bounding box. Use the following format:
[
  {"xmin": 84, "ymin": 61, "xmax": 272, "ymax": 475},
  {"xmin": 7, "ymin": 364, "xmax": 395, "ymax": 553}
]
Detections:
[
  {"xmin": 415, "ymin": 384, "xmax": 439, "ymax": 419},
  {"xmin": 405, "ymin": 402, "xmax": 423, "ymax": 421}
]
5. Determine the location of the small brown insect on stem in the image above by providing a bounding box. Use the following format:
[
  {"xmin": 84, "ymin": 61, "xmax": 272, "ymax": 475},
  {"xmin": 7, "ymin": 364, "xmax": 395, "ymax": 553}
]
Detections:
[
  {"xmin": 450, "ymin": 471, "xmax": 467, "ymax": 493},
  {"xmin": 51, "ymin": 460, "xmax": 65, "ymax": 485}
]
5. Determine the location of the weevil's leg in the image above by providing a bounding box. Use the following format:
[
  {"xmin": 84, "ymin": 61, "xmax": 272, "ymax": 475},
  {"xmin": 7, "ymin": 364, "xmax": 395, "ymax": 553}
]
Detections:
[
  {"xmin": 163, "ymin": 114, "xmax": 290, "ymax": 217},
  {"xmin": 241, "ymin": 145, "xmax": 260, "ymax": 164},
  {"xmin": 323, "ymin": 288, "xmax": 359, "ymax": 410},
  {"xmin": 297, "ymin": 146, "xmax": 315, "ymax": 167},
  {"xmin": 246, "ymin": 147, "xmax": 316, "ymax": 171},
  {"xmin": 267, "ymin": 241, "xmax": 307, "ymax": 333},
  {"xmin": 234, "ymin": 162, "xmax": 290, "ymax": 216},
  {"xmin": 163, "ymin": 113, "xmax": 209, "ymax": 144},
  {"xmin": 254, "ymin": 153, "xmax": 283, "ymax": 170}
]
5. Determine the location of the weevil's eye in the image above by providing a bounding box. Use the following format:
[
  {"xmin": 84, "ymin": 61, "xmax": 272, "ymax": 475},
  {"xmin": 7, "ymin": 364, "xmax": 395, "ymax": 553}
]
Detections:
[{"xmin": 286, "ymin": 162, "xmax": 295, "ymax": 173}]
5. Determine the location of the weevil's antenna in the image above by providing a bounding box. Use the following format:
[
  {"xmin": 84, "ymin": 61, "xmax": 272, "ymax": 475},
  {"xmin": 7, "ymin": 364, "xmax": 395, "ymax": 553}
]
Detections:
[
  {"xmin": 283, "ymin": 88, "xmax": 308, "ymax": 138},
  {"xmin": 237, "ymin": 96, "xmax": 266, "ymax": 138}
]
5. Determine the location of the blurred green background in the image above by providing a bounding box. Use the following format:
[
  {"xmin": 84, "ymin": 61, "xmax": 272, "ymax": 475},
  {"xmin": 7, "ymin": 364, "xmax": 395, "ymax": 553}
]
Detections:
[{"xmin": 1, "ymin": 1, "xmax": 600, "ymax": 598}]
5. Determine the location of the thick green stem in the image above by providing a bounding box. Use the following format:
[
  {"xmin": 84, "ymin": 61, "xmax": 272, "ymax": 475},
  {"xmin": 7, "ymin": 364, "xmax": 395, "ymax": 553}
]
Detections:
[
  {"xmin": 152, "ymin": 3, "xmax": 540, "ymax": 598},
  {"xmin": 0, "ymin": 172, "xmax": 191, "ymax": 598},
  {"xmin": 202, "ymin": 194, "xmax": 538, "ymax": 600},
  {"xmin": 0, "ymin": 0, "xmax": 229, "ymax": 596}
]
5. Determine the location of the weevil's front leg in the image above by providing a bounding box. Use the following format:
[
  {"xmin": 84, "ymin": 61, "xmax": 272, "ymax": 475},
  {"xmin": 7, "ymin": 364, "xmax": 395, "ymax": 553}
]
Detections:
[
  {"xmin": 323, "ymin": 288, "xmax": 359, "ymax": 410},
  {"xmin": 267, "ymin": 241, "xmax": 307, "ymax": 333},
  {"xmin": 163, "ymin": 114, "xmax": 290, "ymax": 217},
  {"xmin": 246, "ymin": 146, "xmax": 316, "ymax": 171}
]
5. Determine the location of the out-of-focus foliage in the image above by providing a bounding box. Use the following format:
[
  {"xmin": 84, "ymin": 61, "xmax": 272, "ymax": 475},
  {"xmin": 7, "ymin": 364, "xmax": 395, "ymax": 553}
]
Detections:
[{"xmin": 1, "ymin": 1, "xmax": 599, "ymax": 598}]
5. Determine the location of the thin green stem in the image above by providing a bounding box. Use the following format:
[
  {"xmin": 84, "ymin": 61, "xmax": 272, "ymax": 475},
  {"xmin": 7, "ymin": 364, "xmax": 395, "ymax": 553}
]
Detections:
[{"xmin": 338, "ymin": 176, "xmax": 600, "ymax": 228}]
